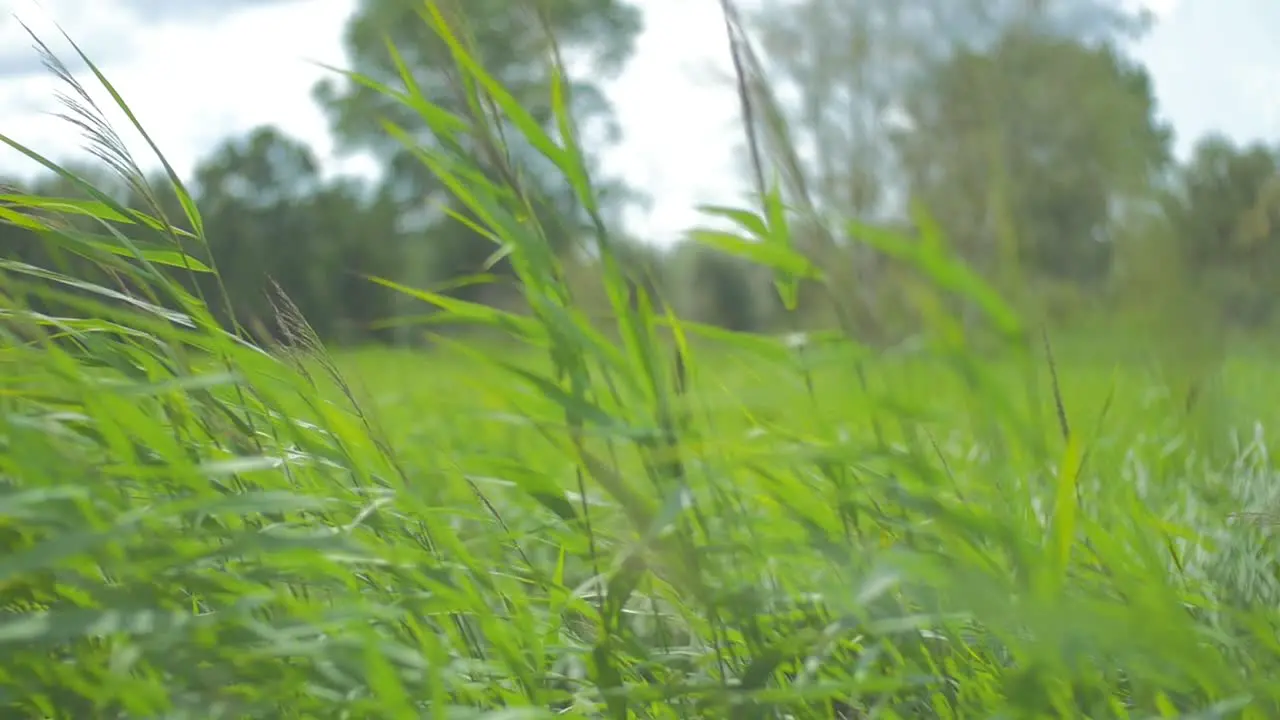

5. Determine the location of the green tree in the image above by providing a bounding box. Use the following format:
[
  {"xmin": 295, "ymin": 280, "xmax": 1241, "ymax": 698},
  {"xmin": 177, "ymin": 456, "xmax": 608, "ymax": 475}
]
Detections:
[
  {"xmin": 1161, "ymin": 135, "xmax": 1280, "ymax": 326},
  {"xmin": 316, "ymin": 178, "xmax": 402, "ymax": 344},
  {"xmin": 893, "ymin": 30, "xmax": 1171, "ymax": 298},
  {"xmin": 1, "ymin": 165, "xmax": 144, "ymax": 310},
  {"xmin": 741, "ymin": 0, "xmax": 1148, "ymax": 220},
  {"xmin": 722, "ymin": 0, "xmax": 1151, "ymax": 335},
  {"xmin": 313, "ymin": 0, "xmax": 643, "ymax": 297},
  {"xmin": 194, "ymin": 127, "xmax": 326, "ymax": 336},
  {"xmin": 192, "ymin": 126, "xmax": 398, "ymax": 342},
  {"xmin": 672, "ymin": 242, "xmax": 763, "ymax": 332},
  {"xmin": 0, "ymin": 175, "xmax": 52, "ymax": 277}
]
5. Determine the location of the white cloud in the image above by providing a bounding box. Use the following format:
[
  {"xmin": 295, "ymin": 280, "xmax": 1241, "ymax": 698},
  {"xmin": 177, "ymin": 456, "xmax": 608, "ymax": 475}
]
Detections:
[
  {"xmin": 599, "ymin": 0, "xmax": 745, "ymax": 242},
  {"xmin": 1, "ymin": 0, "xmax": 140, "ymax": 68},
  {"xmin": 1236, "ymin": 63, "xmax": 1280, "ymax": 139},
  {"xmin": 3, "ymin": 0, "xmax": 356, "ymax": 179}
]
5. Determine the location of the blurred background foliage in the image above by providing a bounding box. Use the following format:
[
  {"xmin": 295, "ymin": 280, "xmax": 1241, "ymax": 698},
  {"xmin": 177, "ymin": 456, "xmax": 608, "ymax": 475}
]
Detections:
[{"xmin": 4, "ymin": 0, "xmax": 1276, "ymax": 351}]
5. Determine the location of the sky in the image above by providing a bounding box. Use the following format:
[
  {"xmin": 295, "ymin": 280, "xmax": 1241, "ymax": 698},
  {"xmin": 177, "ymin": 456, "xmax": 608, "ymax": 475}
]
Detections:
[{"xmin": 1, "ymin": 0, "xmax": 1277, "ymax": 245}]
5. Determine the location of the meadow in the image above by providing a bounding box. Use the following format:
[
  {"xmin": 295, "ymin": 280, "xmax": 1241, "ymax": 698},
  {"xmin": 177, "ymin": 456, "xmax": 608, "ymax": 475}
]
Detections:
[{"xmin": 5, "ymin": 13, "xmax": 1280, "ymax": 720}]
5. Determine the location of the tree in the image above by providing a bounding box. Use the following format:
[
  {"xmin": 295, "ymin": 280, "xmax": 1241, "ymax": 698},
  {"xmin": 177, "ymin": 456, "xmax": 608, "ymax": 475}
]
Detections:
[
  {"xmin": 313, "ymin": 0, "xmax": 644, "ymax": 296},
  {"xmin": 192, "ymin": 126, "xmax": 398, "ymax": 342},
  {"xmin": 1, "ymin": 164, "xmax": 142, "ymax": 306},
  {"xmin": 671, "ymin": 242, "xmax": 763, "ymax": 332},
  {"xmin": 721, "ymin": 0, "xmax": 1152, "ymax": 335},
  {"xmin": 1160, "ymin": 135, "xmax": 1280, "ymax": 326},
  {"xmin": 193, "ymin": 127, "xmax": 324, "ymax": 336},
  {"xmin": 740, "ymin": 0, "xmax": 1149, "ymax": 222},
  {"xmin": 893, "ymin": 30, "xmax": 1171, "ymax": 297}
]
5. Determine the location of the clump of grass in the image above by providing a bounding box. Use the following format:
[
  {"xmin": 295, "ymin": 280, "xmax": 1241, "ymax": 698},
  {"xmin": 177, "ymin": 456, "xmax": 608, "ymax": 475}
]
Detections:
[{"xmin": 2, "ymin": 5, "xmax": 1280, "ymax": 719}]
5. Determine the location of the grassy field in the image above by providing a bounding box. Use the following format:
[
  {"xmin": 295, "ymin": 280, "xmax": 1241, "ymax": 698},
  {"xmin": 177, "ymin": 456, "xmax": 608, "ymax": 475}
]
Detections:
[
  {"xmin": 327, "ymin": 337, "xmax": 1280, "ymax": 719},
  {"xmin": 6, "ymin": 16, "xmax": 1280, "ymax": 720}
]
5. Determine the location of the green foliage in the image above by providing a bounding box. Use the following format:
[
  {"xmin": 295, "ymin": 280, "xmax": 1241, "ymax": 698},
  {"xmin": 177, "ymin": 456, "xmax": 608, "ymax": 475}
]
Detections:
[
  {"xmin": 671, "ymin": 241, "xmax": 765, "ymax": 332},
  {"xmin": 191, "ymin": 126, "xmax": 400, "ymax": 342},
  {"xmin": 743, "ymin": 0, "xmax": 1149, "ymax": 221},
  {"xmin": 895, "ymin": 30, "xmax": 1172, "ymax": 292},
  {"xmin": 1162, "ymin": 135, "xmax": 1280, "ymax": 327},
  {"xmin": 4, "ymin": 7, "xmax": 1280, "ymax": 717},
  {"xmin": 732, "ymin": 0, "xmax": 1181, "ymax": 337},
  {"xmin": 4, "ymin": 0, "xmax": 1273, "ymax": 343},
  {"xmin": 313, "ymin": 0, "xmax": 644, "ymax": 289}
]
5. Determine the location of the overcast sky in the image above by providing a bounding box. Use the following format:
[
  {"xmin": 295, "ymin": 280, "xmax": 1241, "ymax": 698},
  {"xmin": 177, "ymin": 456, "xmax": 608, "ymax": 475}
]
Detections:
[{"xmin": 1, "ymin": 0, "xmax": 1277, "ymax": 244}]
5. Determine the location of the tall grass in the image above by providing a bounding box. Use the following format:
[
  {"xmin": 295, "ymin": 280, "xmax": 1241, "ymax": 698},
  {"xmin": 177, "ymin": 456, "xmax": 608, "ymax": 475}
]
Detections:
[{"xmin": 2, "ymin": 6, "xmax": 1279, "ymax": 718}]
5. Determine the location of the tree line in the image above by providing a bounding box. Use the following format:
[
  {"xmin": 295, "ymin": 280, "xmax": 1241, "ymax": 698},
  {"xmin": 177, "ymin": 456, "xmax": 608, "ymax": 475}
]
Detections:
[{"xmin": 3, "ymin": 0, "xmax": 1279, "ymax": 346}]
